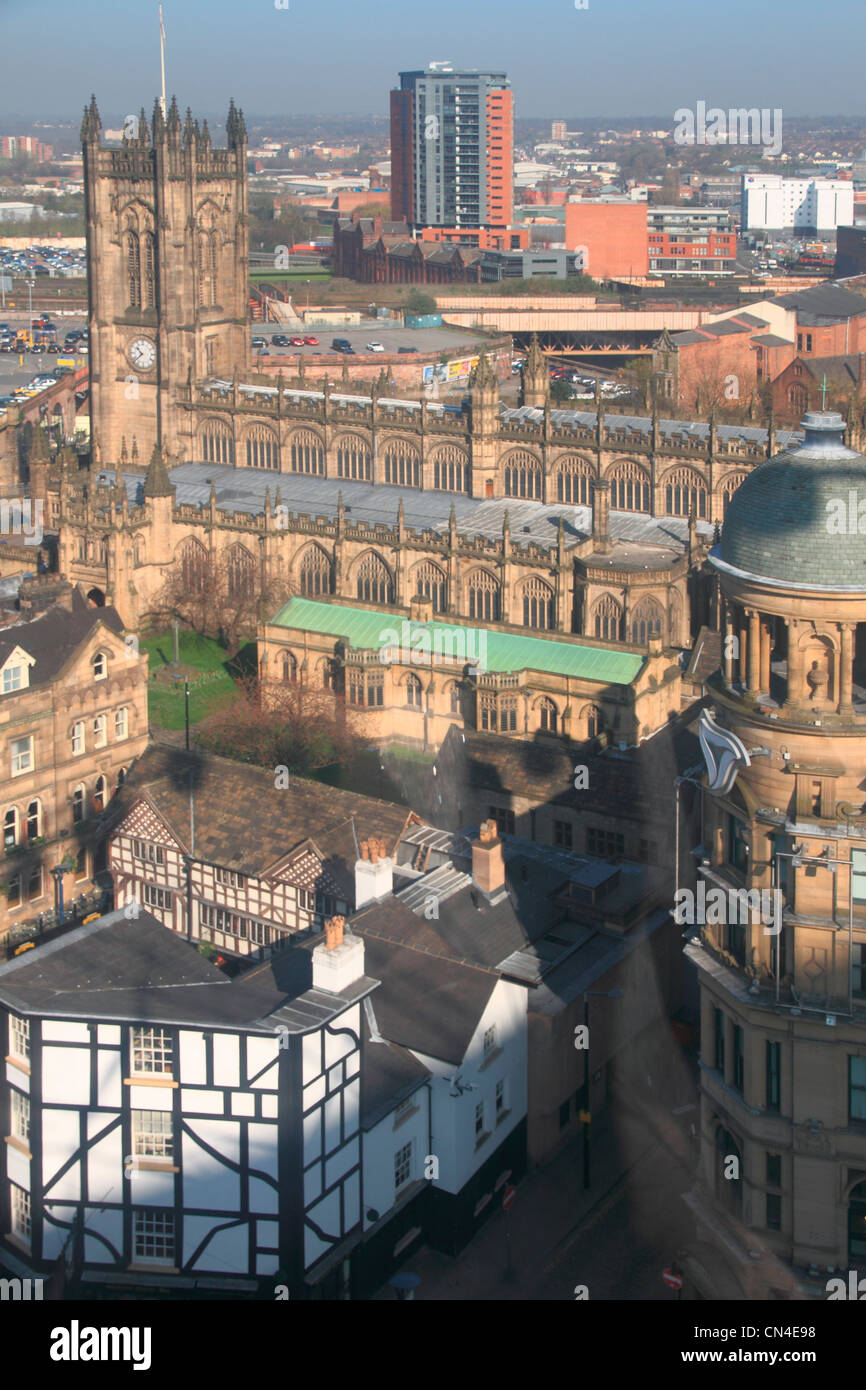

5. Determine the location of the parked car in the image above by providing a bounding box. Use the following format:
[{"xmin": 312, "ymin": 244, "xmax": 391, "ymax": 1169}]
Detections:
[
  {"xmin": 271, "ymin": 334, "xmax": 290, "ymax": 346},
  {"xmin": 398, "ymin": 345, "xmax": 417, "ymax": 354},
  {"xmin": 331, "ymin": 337, "xmax": 352, "ymax": 352},
  {"xmin": 303, "ymin": 336, "xmax": 318, "ymax": 345},
  {"xmin": 366, "ymin": 341, "xmax": 385, "ymax": 352},
  {"xmin": 290, "ymin": 336, "xmax": 306, "ymax": 346},
  {"xmin": 251, "ymin": 336, "xmax": 266, "ymax": 348}
]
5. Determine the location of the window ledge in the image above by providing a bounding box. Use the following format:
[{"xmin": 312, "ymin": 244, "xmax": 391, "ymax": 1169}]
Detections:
[
  {"xmin": 392, "ymin": 1105, "xmax": 420, "ymax": 1131},
  {"xmin": 495, "ymin": 1107, "xmax": 512, "ymax": 1127},
  {"xmin": 124, "ymin": 1076, "xmax": 178, "ymax": 1089},
  {"xmin": 126, "ymin": 1263, "xmax": 179, "ymax": 1274},
  {"xmin": 5, "ymin": 1136, "xmax": 31, "ymax": 1158},
  {"xmin": 130, "ymin": 1159, "xmax": 179, "ymax": 1173},
  {"xmin": 474, "ymin": 1129, "xmax": 491, "ymax": 1152},
  {"xmin": 5, "ymin": 1056, "xmax": 30, "ymax": 1076},
  {"xmin": 479, "ymin": 1046, "xmax": 503, "ymax": 1073}
]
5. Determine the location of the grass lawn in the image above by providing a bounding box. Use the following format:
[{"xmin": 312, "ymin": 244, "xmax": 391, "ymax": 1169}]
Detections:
[{"xmin": 141, "ymin": 631, "xmax": 256, "ymax": 732}]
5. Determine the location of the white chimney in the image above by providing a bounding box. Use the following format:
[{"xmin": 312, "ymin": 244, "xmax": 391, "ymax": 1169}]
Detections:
[
  {"xmin": 354, "ymin": 836, "xmax": 393, "ymax": 908},
  {"xmin": 312, "ymin": 915, "xmax": 366, "ymax": 993}
]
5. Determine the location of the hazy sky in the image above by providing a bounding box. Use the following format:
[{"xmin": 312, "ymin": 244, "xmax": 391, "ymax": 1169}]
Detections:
[{"xmin": 1, "ymin": 0, "xmax": 863, "ymax": 121}]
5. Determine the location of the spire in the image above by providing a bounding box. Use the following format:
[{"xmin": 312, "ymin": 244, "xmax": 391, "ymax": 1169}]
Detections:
[
  {"xmin": 131, "ymin": 436, "xmax": 139, "ymax": 464},
  {"xmin": 183, "ymin": 107, "xmax": 195, "ymax": 145},
  {"xmin": 152, "ymin": 97, "xmax": 166, "ymax": 141},
  {"xmin": 137, "ymin": 107, "xmax": 149, "ymax": 145},
  {"xmin": 471, "ymin": 350, "xmax": 496, "ymax": 391},
  {"xmin": 142, "ymin": 442, "xmax": 175, "ymax": 499},
  {"xmin": 200, "ymin": 117, "xmax": 211, "ymax": 148},
  {"xmin": 526, "ymin": 333, "xmax": 544, "ymax": 375},
  {"xmin": 81, "ymin": 94, "xmax": 101, "ymax": 143},
  {"xmin": 226, "ymin": 98, "xmax": 247, "ymax": 147},
  {"xmin": 167, "ymin": 94, "xmax": 181, "ymax": 137}
]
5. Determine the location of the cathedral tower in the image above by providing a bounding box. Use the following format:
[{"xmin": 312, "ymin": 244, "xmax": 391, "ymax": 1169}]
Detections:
[{"xmin": 81, "ymin": 95, "xmax": 249, "ymax": 466}]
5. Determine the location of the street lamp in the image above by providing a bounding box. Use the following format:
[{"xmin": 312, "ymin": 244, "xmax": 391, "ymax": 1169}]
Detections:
[
  {"xmin": 170, "ymin": 673, "xmax": 190, "ymax": 750},
  {"xmin": 581, "ymin": 988, "xmax": 623, "ymax": 1189}
]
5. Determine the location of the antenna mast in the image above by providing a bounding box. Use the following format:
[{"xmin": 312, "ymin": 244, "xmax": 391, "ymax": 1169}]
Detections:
[{"xmin": 159, "ymin": 5, "xmax": 167, "ymax": 118}]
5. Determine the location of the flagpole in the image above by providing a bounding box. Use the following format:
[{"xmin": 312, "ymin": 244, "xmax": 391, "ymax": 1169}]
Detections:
[{"xmin": 159, "ymin": 5, "xmax": 167, "ymax": 119}]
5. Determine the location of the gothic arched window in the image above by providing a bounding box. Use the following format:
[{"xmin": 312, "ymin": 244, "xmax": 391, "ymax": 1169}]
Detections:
[
  {"xmin": 630, "ymin": 596, "xmax": 664, "ymax": 646},
  {"xmin": 522, "ymin": 577, "xmax": 555, "ymax": 631},
  {"xmin": 609, "ymin": 461, "xmax": 650, "ymax": 512},
  {"xmin": 180, "ymin": 538, "xmax": 209, "ymax": 592},
  {"xmin": 299, "ymin": 545, "xmax": 331, "ymax": 598},
  {"xmin": 245, "ymin": 425, "xmax": 279, "ymax": 471},
  {"xmin": 468, "ymin": 570, "xmax": 501, "ymax": 622},
  {"xmin": 126, "ymin": 231, "xmax": 141, "ymax": 310},
  {"xmin": 433, "ymin": 446, "xmax": 469, "ymax": 494},
  {"xmin": 383, "ymin": 440, "xmax": 421, "ymax": 489},
  {"xmin": 504, "ymin": 451, "xmax": 542, "ymax": 500},
  {"xmin": 142, "ymin": 232, "xmax": 156, "ymax": 309},
  {"xmin": 414, "ymin": 561, "xmax": 447, "ymax": 613},
  {"xmin": 556, "ymin": 456, "xmax": 594, "ymax": 505},
  {"xmin": 201, "ymin": 419, "xmax": 234, "ymax": 465},
  {"xmin": 336, "ymin": 435, "xmax": 371, "ymax": 481},
  {"xmin": 594, "ymin": 594, "xmax": 622, "ymax": 641},
  {"xmin": 289, "ymin": 430, "xmax": 324, "ymax": 475},
  {"xmin": 665, "ymin": 467, "xmax": 707, "ymax": 519},
  {"xmin": 537, "ymin": 697, "xmax": 558, "ymax": 733},
  {"xmin": 226, "ymin": 545, "xmax": 255, "ymax": 599},
  {"xmin": 356, "ymin": 552, "xmax": 393, "ymax": 605}
]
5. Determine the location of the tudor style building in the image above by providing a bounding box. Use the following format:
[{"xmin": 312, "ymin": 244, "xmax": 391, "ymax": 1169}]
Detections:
[{"xmin": 0, "ymin": 587, "xmax": 148, "ymax": 940}]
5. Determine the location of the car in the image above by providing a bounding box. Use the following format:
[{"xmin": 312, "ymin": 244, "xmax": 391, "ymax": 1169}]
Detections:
[
  {"xmin": 398, "ymin": 345, "xmax": 417, "ymax": 354},
  {"xmin": 331, "ymin": 337, "xmax": 352, "ymax": 352},
  {"xmin": 303, "ymin": 336, "xmax": 318, "ymax": 345},
  {"xmin": 257, "ymin": 347, "xmax": 270, "ymax": 356},
  {"xmin": 77, "ymin": 342, "xmax": 88, "ymax": 353},
  {"xmin": 45, "ymin": 342, "xmax": 60, "ymax": 353},
  {"xmin": 0, "ymin": 323, "xmax": 8, "ymax": 332},
  {"xmin": 290, "ymin": 336, "xmax": 306, "ymax": 346},
  {"xmin": 271, "ymin": 334, "xmax": 290, "ymax": 346},
  {"xmin": 251, "ymin": 336, "xmax": 266, "ymax": 348},
  {"xmin": 0, "ymin": 395, "xmax": 15, "ymax": 407},
  {"xmin": 366, "ymin": 342, "xmax": 385, "ymax": 352}
]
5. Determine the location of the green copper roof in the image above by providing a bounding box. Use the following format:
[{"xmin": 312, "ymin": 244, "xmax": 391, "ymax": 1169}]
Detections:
[{"xmin": 272, "ymin": 597, "xmax": 644, "ymax": 685}]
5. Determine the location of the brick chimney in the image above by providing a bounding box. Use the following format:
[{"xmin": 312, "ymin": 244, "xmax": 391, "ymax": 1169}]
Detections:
[
  {"xmin": 312, "ymin": 914, "xmax": 365, "ymax": 993},
  {"xmin": 355, "ymin": 835, "xmax": 393, "ymax": 908},
  {"xmin": 471, "ymin": 819, "xmax": 507, "ymax": 902}
]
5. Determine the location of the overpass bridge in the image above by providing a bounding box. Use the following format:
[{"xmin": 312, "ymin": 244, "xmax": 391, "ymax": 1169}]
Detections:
[{"xmin": 439, "ymin": 303, "xmax": 708, "ymax": 358}]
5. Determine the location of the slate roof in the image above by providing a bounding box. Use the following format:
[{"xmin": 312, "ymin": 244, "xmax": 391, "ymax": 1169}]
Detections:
[
  {"xmin": 0, "ymin": 908, "xmax": 376, "ymax": 1030},
  {"xmin": 772, "ymin": 282, "xmax": 866, "ymax": 324},
  {"xmin": 272, "ymin": 597, "xmax": 645, "ymax": 686},
  {"xmin": 437, "ymin": 708, "xmax": 703, "ymax": 818},
  {"xmin": 0, "ymin": 593, "xmax": 123, "ymax": 697},
  {"xmin": 106, "ymin": 745, "xmax": 421, "ymax": 880},
  {"xmin": 359, "ymin": 932, "xmax": 498, "ymax": 1065},
  {"xmin": 361, "ymin": 1010, "xmax": 430, "ymax": 1129}
]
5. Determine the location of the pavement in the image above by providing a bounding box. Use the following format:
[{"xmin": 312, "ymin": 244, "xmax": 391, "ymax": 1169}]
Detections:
[{"xmin": 374, "ymin": 1076, "xmax": 700, "ymax": 1301}]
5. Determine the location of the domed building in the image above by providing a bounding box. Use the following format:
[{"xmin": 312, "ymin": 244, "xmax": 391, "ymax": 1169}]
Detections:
[{"xmin": 681, "ymin": 412, "xmax": 866, "ymax": 1299}]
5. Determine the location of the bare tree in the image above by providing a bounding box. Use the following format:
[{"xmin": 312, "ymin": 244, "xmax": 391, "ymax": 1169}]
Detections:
[
  {"xmin": 151, "ymin": 547, "xmax": 290, "ymax": 656},
  {"xmin": 195, "ymin": 673, "xmax": 361, "ymax": 776}
]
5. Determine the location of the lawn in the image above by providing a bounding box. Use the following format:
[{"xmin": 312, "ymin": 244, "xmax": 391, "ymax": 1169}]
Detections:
[{"xmin": 140, "ymin": 630, "xmax": 256, "ymax": 732}]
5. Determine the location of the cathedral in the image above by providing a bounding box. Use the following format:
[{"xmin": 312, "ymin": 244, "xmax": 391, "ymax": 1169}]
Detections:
[{"xmin": 30, "ymin": 99, "xmax": 865, "ymax": 752}]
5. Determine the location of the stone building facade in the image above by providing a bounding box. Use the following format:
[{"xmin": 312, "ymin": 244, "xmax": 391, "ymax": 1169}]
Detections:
[{"xmin": 680, "ymin": 412, "xmax": 866, "ymax": 1299}]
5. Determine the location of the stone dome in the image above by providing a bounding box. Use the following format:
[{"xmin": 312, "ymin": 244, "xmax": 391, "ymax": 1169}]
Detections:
[{"xmin": 717, "ymin": 412, "xmax": 866, "ymax": 589}]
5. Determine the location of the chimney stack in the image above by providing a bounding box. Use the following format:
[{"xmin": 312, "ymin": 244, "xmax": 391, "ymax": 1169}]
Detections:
[
  {"xmin": 471, "ymin": 819, "xmax": 507, "ymax": 902},
  {"xmin": 355, "ymin": 834, "xmax": 393, "ymax": 908},
  {"xmin": 312, "ymin": 915, "xmax": 365, "ymax": 993}
]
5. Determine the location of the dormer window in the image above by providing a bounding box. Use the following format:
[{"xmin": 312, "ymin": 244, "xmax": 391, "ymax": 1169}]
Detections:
[
  {"xmin": 92, "ymin": 652, "xmax": 107, "ymax": 681},
  {"xmin": 0, "ymin": 647, "xmax": 34, "ymax": 694}
]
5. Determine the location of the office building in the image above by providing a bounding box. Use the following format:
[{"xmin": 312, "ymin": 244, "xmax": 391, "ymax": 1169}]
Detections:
[{"xmin": 742, "ymin": 175, "xmax": 855, "ymax": 232}]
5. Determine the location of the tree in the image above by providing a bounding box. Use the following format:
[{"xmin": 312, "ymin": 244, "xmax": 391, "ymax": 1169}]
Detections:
[
  {"xmin": 549, "ymin": 378, "xmax": 574, "ymax": 403},
  {"xmin": 404, "ymin": 288, "xmax": 437, "ymax": 316},
  {"xmin": 195, "ymin": 674, "xmax": 361, "ymax": 776},
  {"xmin": 152, "ymin": 549, "xmax": 290, "ymax": 657}
]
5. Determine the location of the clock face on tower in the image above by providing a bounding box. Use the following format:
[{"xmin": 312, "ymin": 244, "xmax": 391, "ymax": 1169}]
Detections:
[{"xmin": 128, "ymin": 337, "xmax": 156, "ymax": 371}]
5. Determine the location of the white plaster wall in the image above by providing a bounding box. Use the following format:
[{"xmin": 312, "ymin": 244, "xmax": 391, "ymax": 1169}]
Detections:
[
  {"xmin": 362, "ymin": 1094, "xmax": 429, "ymax": 1229},
  {"xmin": 42, "ymin": 1047, "xmax": 89, "ymax": 1105}
]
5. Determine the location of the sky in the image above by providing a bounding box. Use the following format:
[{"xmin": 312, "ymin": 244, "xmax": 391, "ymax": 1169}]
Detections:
[{"xmin": 1, "ymin": 0, "xmax": 864, "ymax": 122}]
